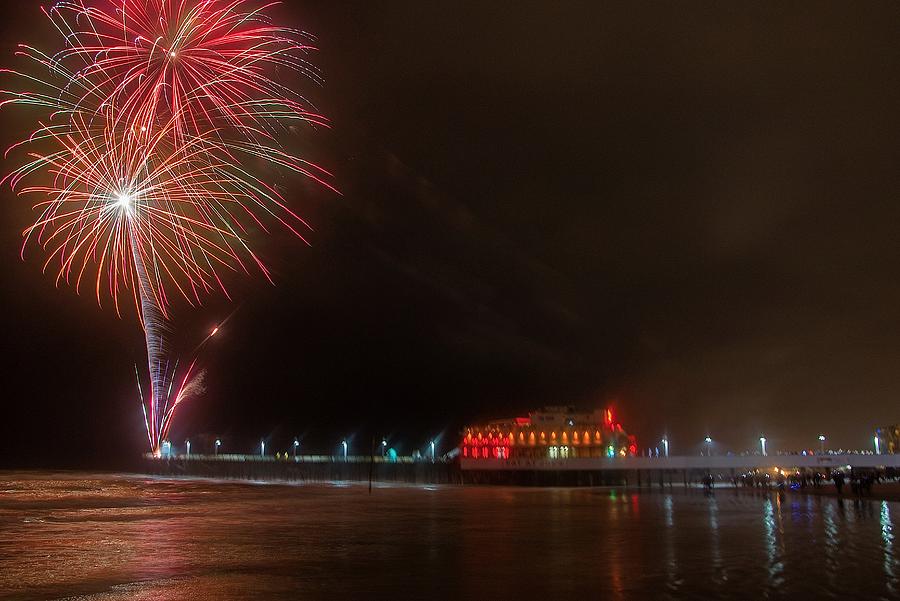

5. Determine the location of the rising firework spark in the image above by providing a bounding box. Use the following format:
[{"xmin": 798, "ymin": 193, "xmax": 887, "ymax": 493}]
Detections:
[{"xmin": 2, "ymin": 1, "xmax": 333, "ymax": 454}]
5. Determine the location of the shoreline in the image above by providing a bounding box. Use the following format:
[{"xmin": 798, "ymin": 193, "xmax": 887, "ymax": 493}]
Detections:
[
  {"xmin": 4, "ymin": 468, "xmax": 900, "ymax": 503},
  {"xmin": 782, "ymin": 481, "xmax": 900, "ymax": 503}
]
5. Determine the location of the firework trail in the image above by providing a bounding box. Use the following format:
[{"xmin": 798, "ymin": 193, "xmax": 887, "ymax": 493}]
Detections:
[{"xmin": 2, "ymin": 1, "xmax": 333, "ymax": 454}]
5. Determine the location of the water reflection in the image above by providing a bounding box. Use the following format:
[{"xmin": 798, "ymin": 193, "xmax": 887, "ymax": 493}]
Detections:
[
  {"xmin": 823, "ymin": 499, "xmax": 840, "ymax": 592},
  {"xmin": 663, "ymin": 494, "xmax": 674, "ymax": 529},
  {"xmin": 762, "ymin": 494, "xmax": 785, "ymax": 592},
  {"xmin": 707, "ymin": 495, "xmax": 726, "ymax": 588},
  {"xmin": 883, "ymin": 500, "xmax": 898, "ymax": 596},
  {"xmin": 662, "ymin": 495, "xmax": 681, "ymax": 597},
  {"xmin": 606, "ymin": 490, "xmax": 625, "ymax": 601},
  {"xmin": 0, "ymin": 473, "xmax": 898, "ymax": 601}
]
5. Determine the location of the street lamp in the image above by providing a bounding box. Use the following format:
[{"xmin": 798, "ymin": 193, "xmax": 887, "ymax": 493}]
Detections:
[
  {"xmin": 662, "ymin": 437, "xmax": 669, "ymax": 458},
  {"xmin": 874, "ymin": 435, "xmax": 881, "ymax": 455},
  {"xmin": 293, "ymin": 438, "xmax": 299, "ymax": 459},
  {"xmin": 341, "ymin": 439, "xmax": 348, "ymax": 461},
  {"xmin": 381, "ymin": 438, "xmax": 387, "ymax": 457},
  {"xmin": 215, "ymin": 439, "xmax": 221, "ymax": 456},
  {"xmin": 185, "ymin": 440, "xmax": 191, "ymax": 457},
  {"xmin": 704, "ymin": 436, "xmax": 712, "ymax": 456},
  {"xmin": 759, "ymin": 436, "xmax": 767, "ymax": 457},
  {"xmin": 260, "ymin": 440, "xmax": 265, "ymax": 456},
  {"xmin": 818, "ymin": 435, "xmax": 826, "ymax": 455},
  {"xmin": 430, "ymin": 440, "xmax": 436, "ymax": 463}
]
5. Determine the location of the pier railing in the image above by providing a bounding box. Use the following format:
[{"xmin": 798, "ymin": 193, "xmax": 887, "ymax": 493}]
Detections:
[{"xmin": 145, "ymin": 453, "xmax": 430, "ymax": 464}]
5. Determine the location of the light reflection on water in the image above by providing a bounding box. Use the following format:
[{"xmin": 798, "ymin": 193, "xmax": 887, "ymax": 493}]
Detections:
[
  {"xmin": 884, "ymin": 500, "xmax": 898, "ymax": 596},
  {"xmin": 763, "ymin": 494, "xmax": 785, "ymax": 593},
  {"xmin": 0, "ymin": 472, "xmax": 898, "ymax": 600},
  {"xmin": 824, "ymin": 499, "xmax": 840, "ymax": 591},
  {"xmin": 662, "ymin": 494, "xmax": 681, "ymax": 599}
]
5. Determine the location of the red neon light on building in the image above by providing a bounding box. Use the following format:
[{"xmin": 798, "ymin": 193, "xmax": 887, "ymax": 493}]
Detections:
[{"xmin": 461, "ymin": 406, "xmax": 636, "ymax": 461}]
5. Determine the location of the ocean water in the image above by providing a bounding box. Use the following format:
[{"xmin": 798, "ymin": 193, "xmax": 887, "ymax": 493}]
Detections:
[{"xmin": 0, "ymin": 472, "xmax": 897, "ymax": 600}]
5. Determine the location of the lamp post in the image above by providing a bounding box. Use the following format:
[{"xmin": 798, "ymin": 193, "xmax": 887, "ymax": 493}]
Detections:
[
  {"xmin": 341, "ymin": 439, "xmax": 348, "ymax": 461},
  {"xmin": 662, "ymin": 437, "xmax": 669, "ymax": 458},
  {"xmin": 818, "ymin": 435, "xmax": 825, "ymax": 455},
  {"xmin": 260, "ymin": 440, "xmax": 265, "ymax": 456},
  {"xmin": 381, "ymin": 438, "xmax": 387, "ymax": 457},
  {"xmin": 215, "ymin": 439, "xmax": 221, "ymax": 456},
  {"xmin": 293, "ymin": 438, "xmax": 299, "ymax": 459},
  {"xmin": 185, "ymin": 440, "xmax": 191, "ymax": 457},
  {"xmin": 759, "ymin": 436, "xmax": 767, "ymax": 457},
  {"xmin": 874, "ymin": 435, "xmax": 881, "ymax": 455},
  {"xmin": 704, "ymin": 436, "xmax": 712, "ymax": 457}
]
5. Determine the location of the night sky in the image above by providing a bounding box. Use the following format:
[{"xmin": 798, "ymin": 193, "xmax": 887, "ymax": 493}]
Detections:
[{"xmin": 2, "ymin": 1, "xmax": 900, "ymax": 468}]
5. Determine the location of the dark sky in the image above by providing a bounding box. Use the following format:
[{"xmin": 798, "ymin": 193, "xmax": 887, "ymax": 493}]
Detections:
[{"xmin": 2, "ymin": 1, "xmax": 900, "ymax": 467}]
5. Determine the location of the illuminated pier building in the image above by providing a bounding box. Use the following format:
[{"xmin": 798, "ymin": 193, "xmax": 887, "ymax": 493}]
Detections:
[{"xmin": 461, "ymin": 406, "xmax": 637, "ymax": 461}]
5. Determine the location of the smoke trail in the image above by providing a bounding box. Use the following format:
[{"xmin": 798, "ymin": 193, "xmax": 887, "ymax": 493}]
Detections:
[{"xmin": 130, "ymin": 227, "xmax": 172, "ymax": 454}]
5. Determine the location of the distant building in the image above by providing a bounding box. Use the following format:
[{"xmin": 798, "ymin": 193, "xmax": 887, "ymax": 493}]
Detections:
[
  {"xmin": 461, "ymin": 406, "xmax": 636, "ymax": 461},
  {"xmin": 876, "ymin": 425, "xmax": 899, "ymax": 454}
]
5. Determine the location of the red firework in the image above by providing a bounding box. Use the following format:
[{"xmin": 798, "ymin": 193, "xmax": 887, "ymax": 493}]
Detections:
[
  {"xmin": 46, "ymin": 0, "xmax": 329, "ymax": 144},
  {"xmin": 2, "ymin": 0, "xmax": 335, "ymax": 454}
]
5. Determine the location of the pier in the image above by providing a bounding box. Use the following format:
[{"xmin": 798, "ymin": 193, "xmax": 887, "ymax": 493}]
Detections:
[
  {"xmin": 460, "ymin": 453, "xmax": 900, "ymax": 486},
  {"xmin": 142, "ymin": 454, "xmax": 461, "ymax": 484},
  {"xmin": 143, "ymin": 452, "xmax": 900, "ymax": 487}
]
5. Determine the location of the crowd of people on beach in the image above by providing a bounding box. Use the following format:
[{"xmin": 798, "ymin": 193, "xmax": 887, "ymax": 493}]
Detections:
[
  {"xmin": 712, "ymin": 469, "xmax": 888, "ymax": 496},
  {"xmin": 829, "ymin": 471, "xmax": 879, "ymax": 496}
]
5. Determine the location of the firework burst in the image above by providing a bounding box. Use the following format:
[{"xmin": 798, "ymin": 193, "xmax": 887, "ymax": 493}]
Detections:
[
  {"xmin": 7, "ymin": 109, "xmax": 319, "ymax": 316},
  {"xmin": 40, "ymin": 1, "xmax": 328, "ymax": 142},
  {"xmin": 2, "ymin": 0, "xmax": 333, "ymax": 454}
]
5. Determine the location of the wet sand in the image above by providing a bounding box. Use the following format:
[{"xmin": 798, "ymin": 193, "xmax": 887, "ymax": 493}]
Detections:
[{"xmin": 1, "ymin": 472, "xmax": 898, "ymax": 600}]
